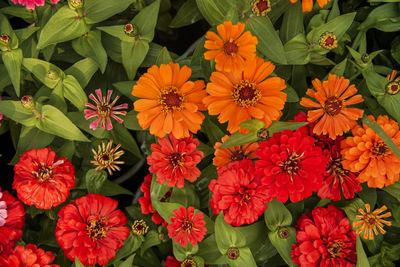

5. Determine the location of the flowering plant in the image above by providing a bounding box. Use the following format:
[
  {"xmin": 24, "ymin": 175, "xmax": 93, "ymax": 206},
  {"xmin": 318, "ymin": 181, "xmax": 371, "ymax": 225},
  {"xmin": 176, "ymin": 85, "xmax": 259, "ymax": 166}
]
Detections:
[{"xmin": 1, "ymin": 0, "xmax": 400, "ymax": 266}]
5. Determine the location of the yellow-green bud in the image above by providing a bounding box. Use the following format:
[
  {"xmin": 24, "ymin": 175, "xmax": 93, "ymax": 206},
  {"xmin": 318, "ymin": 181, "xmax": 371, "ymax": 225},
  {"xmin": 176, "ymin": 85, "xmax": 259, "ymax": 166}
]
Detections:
[{"xmin": 21, "ymin": 96, "xmax": 35, "ymax": 110}]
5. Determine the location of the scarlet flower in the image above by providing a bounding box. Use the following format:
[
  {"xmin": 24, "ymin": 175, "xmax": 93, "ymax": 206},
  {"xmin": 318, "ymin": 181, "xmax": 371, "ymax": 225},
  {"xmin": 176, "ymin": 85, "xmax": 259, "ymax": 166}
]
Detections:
[
  {"xmin": 55, "ymin": 194, "xmax": 130, "ymax": 266},
  {"xmin": 0, "ymin": 244, "xmax": 58, "ymax": 267},
  {"xmin": 147, "ymin": 134, "xmax": 203, "ymax": 188},
  {"xmin": 167, "ymin": 206, "xmax": 207, "ymax": 247},
  {"xmin": 256, "ymin": 130, "xmax": 326, "ymax": 203},
  {"xmin": 291, "ymin": 205, "xmax": 356, "ymax": 266},
  {"xmin": 209, "ymin": 160, "xmax": 269, "ymax": 226},
  {"xmin": 138, "ymin": 174, "xmax": 169, "ymax": 227},
  {"xmin": 11, "ymin": 0, "xmax": 59, "ymax": 10},
  {"xmin": 289, "ymin": 0, "xmax": 332, "ymax": 12},
  {"xmin": 13, "ymin": 148, "xmax": 75, "ymax": 209},
  {"xmin": 0, "ymin": 188, "xmax": 25, "ymax": 254},
  {"xmin": 165, "ymin": 256, "xmax": 181, "ymax": 267}
]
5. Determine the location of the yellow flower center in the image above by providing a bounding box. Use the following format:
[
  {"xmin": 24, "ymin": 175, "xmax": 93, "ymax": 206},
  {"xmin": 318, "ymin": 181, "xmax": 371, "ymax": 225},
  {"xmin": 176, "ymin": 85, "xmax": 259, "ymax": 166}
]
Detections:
[
  {"xmin": 386, "ymin": 81, "xmax": 400, "ymax": 95},
  {"xmin": 324, "ymin": 96, "xmax": 343, "ymax": 116},
  {"xmin": 223, "ymin": 41, "xmax": 238, "ymax": 55},
  {"xmin": 233, "ymin": 80, "xmax": 261, "ymax": 107},
  {"xmin": 160, "ymin": 86, "xmax": 184, "ymax": 113},
  {"xmin": 319, "ymin": 32, "xmax": 338, "ymax": 50},
  {"xmin": 97, "ymin": 103, "xmax": 112, "ymax": 118},
  {"xmin": 86, "ymin": 217, "xmax": 107, "ymax": 241},
  {"xmin": 252, "ymin": 0, "xmax": 271, "ymax": 16},
  {"xmin": 371, "ymin": 142, "xmax": 389, "ymax": 157},
  {"xmin": 32, "ymin": 162, "xmax": 54, "ymax": 183}
]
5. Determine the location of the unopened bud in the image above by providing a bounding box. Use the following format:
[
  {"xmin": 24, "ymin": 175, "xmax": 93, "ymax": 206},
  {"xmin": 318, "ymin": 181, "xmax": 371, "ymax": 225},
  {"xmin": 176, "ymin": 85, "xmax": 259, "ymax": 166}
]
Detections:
[
  {"xmin": 361, "ymin": 53, "xmax": 370, "ymax": 63},
  {"xmin": 69, "ymin": 0, "xmax": 83, "ymax": 9},
  {"xmin": 319, "ymin": 32, "xmax": 338, "ymax": 50},
  {"xmin": 257, "ymin": 128, "xmax": 269, "ymax": 141},
  {"xmin": 226, "ymin": 247, "xmax": 240, "ymax": 260},
  {"xmin": 124, "ymin": 23, "xmax": 139, "ymax": 37},
  {"xmin": 386, "ymin": 81, "xmax": 400, "ymax": 95},
  {"xmin": 0, "ymin": 34, "xmax": 10, "ymax": 45},
  {"xmin": 278, "ymin": 226, "xmax": 290, "ymax": 239},
  {"xmin": 21, "ymin": 95, "xmax": 35, "ymax": 110},
  {"xmin": 131, "ymin": 219, "xmax": 149, "ymax": 236},
  {"xmin": 47, "ymin": 70, "xmax": 60, "ymax": 80},
  {"xmin": 251, "ymin": 0, "xmax": 271, "ymax": 16},
  {"xmin": 180, "ymin": 258, "xmax": 197, "ymax": 267}
]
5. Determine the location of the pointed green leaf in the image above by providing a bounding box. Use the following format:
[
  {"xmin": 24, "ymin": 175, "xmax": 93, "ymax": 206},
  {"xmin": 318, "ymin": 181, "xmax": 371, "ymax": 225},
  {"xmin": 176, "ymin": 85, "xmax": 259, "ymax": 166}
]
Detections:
[
  {"xmin": 268, "ymin": 228, "xmax": 296, "ymax": 267},
  {"xmin": 2, "ymin": 48, "xmax": 22, "ymax": 96},
  {"xmin": 356, "ymin": 235, "xmax": 370, "ymax": 267},
  {"xmin": 227, "ymin": 247, "xmax": 257, "ymax": 267},
  {"xmin": 215, "ymin": 213, "xmax": 246, "ymax": 253},
  {"xmin": 83, "ymin": 0, "xmax": 133, "ymax": 24},
  {"xmin": 264, "ymin": 199, "xmax": 292, "ymax": 231},
  {"xmin": 284, "ymin": 33, "xmax": 310, "ymax": 65},
  {"xmin": 99, "ymin": 179, "xmax": 134, "ymax": 196},
  {"xmin": 155, "ymin": 47, "xmax": 172, "ymax": 65},
  {"xmin": 140, "ymin": 230, "xmax": 161, "ymax": 256},
  {"xmin": 65, "ymin": 58, "xmax": 99, "ymax": 88},
  {"xmin": 170, "ymin": 184, "xmax": 200, "ymax": 208},
  {"xmin": 133, "ymin": 0, "xmax": 161, "ymax": 42},
  {"xmin": 280, "ymin": 1, "xmax": 303, "ymax": 43},
  {"xmin": 67, "ymin": 112, "xmax": 109, "ymax": 139},
  {"xmin": 383, "ymin": 182, "xmax": 400, "ymax": 202},
  {"xmin": 97, "ymin": 25, "xmax": 134, "ymax": 42},
  {"xmin": 195, "ymin": 0, "xmax": 232, "ymax": 26},
  {"xmin": 170, "ymin": 0, "xmax": 202, "ymax": 28},
  {"xmin": 85, "ymin": 169, "xmax": 107, "ymax": 194},
  {"xmin": 22, "ymin": 58, "xmax": 64, "ymax": 89},
  {"xmin": 110, "ymin": 122, "xmax": 142, "ymax": 158},
  {"xmin": 62, "ymin": 75, "xmax": 88, "ymax": 111},
  {"xmin": 118, "ymin": 253, "xmax": 136, "ymax": 267},
  {"xmin": 0, "ymin": 100, "xmax": 36, "ymax": 127},
  {"xmin": 123, "ymin": 110, "xmax": 141, "ymax": 130},
  {"xmin": 121, "ymin": 40, "xmax": 149, "ymax": 80},
  {"xmin": 14, "ymin": 27, "xmax": 39, "ymax": 43}
]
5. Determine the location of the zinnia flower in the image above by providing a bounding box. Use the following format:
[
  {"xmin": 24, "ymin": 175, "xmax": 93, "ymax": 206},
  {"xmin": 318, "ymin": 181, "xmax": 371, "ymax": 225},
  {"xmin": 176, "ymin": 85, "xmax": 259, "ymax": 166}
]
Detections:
[
  {"xmin": 385, "ymin": 70, "xmax": 400, "ymax": 95},
  {"xmin": 203, "ymin": 56, "xmax": 287, "ymax": 133},
  {"xmin": 165, "ymin": 256, "xmax": 181, "ymax": 267},
  {"xmin": 319, "ymin": 32, "xmax": 338, "ymax": 50},
  {"xmin": 132, "ymin": 62, "xmax": 207, "ymax": 138},
  {"xmin": 91, "ymin": 139, "xmax": 125, "ymax": 175},
  {"xmin": 138, "ymin": 174, "xmax": 169, "ymax": 227},
  {"xmin": 55, "ymin": 194, "xmax": 130, "ymax": 266},
  {"xmin": 11, "ymin": 0, "xmax": 59, "ymax": 10},
  {"xmin": 84, "ymin": 89, "xmax": 128, "ymax": 131},
  {"xmin": 167, "ymin": 206, "xmax": 207, "ymax": 247},
  {"xmin": 147, "ymin": 134, "xmax": 203, "ymax": 188},
  {"xmin": 209, "ymin": 159, "xmax": 269, "ymax": 226},
  {"xmin": 300, "ymin": 74, "xmax": 364, "ymax": 139},
  {"xmin": 251, "ymin": 0, "xmax": 271, "ymax": 16},
  {"xmin": 204, "ymin": 21, "xmax": 258, "ymax": 73},
  {"xmin": 256, "ymin": 129, "xmax": 326, "ymax": 203},
  {"xmin": 13, "ymin": 148, "xmax": 75, "ymax": 209},
  {"xmin": 0, "ymin": 244, "xmax": 59, "ymax": 267},
  {"xmin": 213, "ymin": 135, "xmax": 259, "ymax": 169},
  {"xmin": 289, "ymin": 0, "xmax": 332, "ymax": 12},
  {"xmin": 291, "ymin": 205, "xmax": 356, "ymax": 266},
  {"xmin": 341, "ymin": 115, "xmax": 400, "ymax": 188},
  {"xmin": 353, "ymin": 204, "xmax": 392, "ymax": 240},
  {"xmin": 0, "ymin": 188, "xmax": 25, "ymax": 254},
  {"xmin": 131, "ymin": 220, "xmax": 149, "ymax": 236}
]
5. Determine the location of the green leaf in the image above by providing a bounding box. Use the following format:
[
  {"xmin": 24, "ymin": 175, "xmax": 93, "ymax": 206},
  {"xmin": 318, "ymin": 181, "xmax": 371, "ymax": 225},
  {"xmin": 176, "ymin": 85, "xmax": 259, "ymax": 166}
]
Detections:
[
  {"xmin": 268, "ymin": 121, "xmax": 308, "ymax": 135},
  {"xmin": 358, "ymin": 3, "xmax": 400, "ymax": 32},
  {"xmin": 110, "ymin": 122, "xmax": 142, "ymax": 158},
  {"xmin": 0, "ymin": 100, "xmax": 36, "ymax": 127},
  {"xmin": 283, "ymin": 85, "xmax": 299, "ymax": 102},
  {"xmin": 358, "ymin": 184, "xmax": 377, "ymax": 207},
  {"xmin": 85, "ymin": 169, "xmax": 107, "ymax": 194},
  {"xmin": 268, "ymin": 227, "xmax": 296, "ymax": 267},
  {"xmin": 150, "ymin": 174, "xmax": 171, "ymax": 202},
  {"xmin": 37, "ymin": 105, "xmax": 90, "ymax": 142},
  {"xmin": 201, "ymin": 116, "xmax": 226, "ymax": 146},
  {"xmin": 0, "ymin": 13, "xmax": 18, "ymax": 50},
  {"xmin": 37, "ymin": 6, "xmax": 90, "ymax": 49},
  {"xmin": 83, "ymin": 0, "xmax": 133, "ymax": 24},
  {"xmin": 99, "ymin": 179, "xmax": 134, "ymax": 196},
  {"xmin": 172, "ymin": 242, "xmax": 198, "ymax": 261},
  {"xmin": 227, "ymin": 247, "xmax": 257, "ymax": 267},
  {"xmin": 264, "ymin": 199, "xmax": 292, "ymax": 232},
  {"xmin": 133, "ymin": 0, "xmax": 161, "ymax": 42},
  {"xmin": 14, "ymin": 27, "xmax": 39, "ymax": 43},
  {"xmin": 124, "ymin": 110, "xmax": 141, "ymax": 130},
  {"xmin": 341, "ymin": 198, "xmax": 365, "ymax": 227},
  {"xmin": 0, "ymin": 6, "xmax": 35, "ymax": 23},
  {"xmin": 62, "ymin": 75, "xmax": 87, "ymax": 111},
  {"xmin": 356, "ymin": 235, "xmax": 370, "ymax": 267},
  {"xmin": 22, "ymin": 58, "xmax": 64, "ymax": 89},
  {"xmin": 113, "ymin": 81, "xmax": 136, "ymax": 101},
  {"xmin": 74, "ymin": 257, "xmax": 84, "ymax": 267},
  {"xmin": 140, "ymin": 230, "xmax": 161, "ymax": 256},
  {"xmin": 155, "ymin": 47, "xmax": 173, "ymax": 65},
  {"xmin": 2, "ymin": 48, "xmax": 22, "ymax": 96},
  {"xmin": 0, "ymin": 64, "xmax": 12, "ymax": 90},
  {"xmin": 169, "ymin": 0, "xmax": 202, "ymax": 28},
  {"xmin": 392, "ymin": 36, "xmax": 400, "ymax": 65},
  {"xmin": 97, "ymin": 25, "xmax": 135, "ymax": 42},
  {"xmin": 195, "ymin": 0, "xmax": 231, "ymax": 26},
  {"xmin": 71, "ymin": 31, "xmax": 107, "ymax": 73},
  {"xmin": 383, "ymin": 182, "xmax": 400, "ymax": 202},
  {"xmin": 111, "ymin": 233, "xmax": 142, "ymax": 264},
  {"xmin": 280, "ymin": 0, "xmax": 303, "ymax": 44},
  {"xmin": 197, "ymin": 235, "xmax": 226, "ymax": 264},
  {"xmin": 121, "ymin": 40, "xmax": 149, "ymax": 80},
  {"xmin": 118, "ymin": 253, "xmax": 136, "ymax": 267},
  {"xmin": 65, "ymin": 58, "xmax": 99, "ymax": 88},
  {"xmin": 284, "ymin": 33, "xmax": 310, "ymax": 65},
  {"xmin": 67, "ymin": 112, "xmax": 109, "ymax": 139},
  {"xmin": 215, "ymin": 213, "xmax": 246, "ymax": 253},
  {"xmin": 170, "ymin": 184, "xmax": 200, "ymax": 208},
  {"xmin": 152, "ymin": 201, "xmax": 182, "ymax": 224},
  {"xmin": 328, "ymin": 58, "xmax": 347, "ymax": 77},
  {"xmin": 246, "ymin": 16, "xmax": 287, "ymax": 64}
]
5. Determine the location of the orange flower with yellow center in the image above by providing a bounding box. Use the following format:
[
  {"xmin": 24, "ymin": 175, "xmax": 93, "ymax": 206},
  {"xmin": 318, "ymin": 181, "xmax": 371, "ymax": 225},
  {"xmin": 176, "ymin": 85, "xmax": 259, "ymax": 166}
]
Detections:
[
  {"xmin": 132, "ymin": 63, "xmax": 207, "ymax": 138},
  {"xmin": 341, "ymin": 115, "xmax": 400, "ymax": 188},
  {"xmin": 204, "ymin": 21, "xmax": 258, "ymax": 73},
  {"xmin": 290, "ymin": 0, "xmax": 332, "ymax": 12},
  {"xmin": 213, "ymin": 135, "xmax": 259, "ymax": 169},
  {"xmin": 353, "ymin": 204, "xmax": 392, "ymax": 240},
  {"xmin": 203, "ymin": 56, "xmax": 287, "ymax": 133},
  {"xmin": 300, "ymin": 74, "xmax": 364, "ymax": 140}
]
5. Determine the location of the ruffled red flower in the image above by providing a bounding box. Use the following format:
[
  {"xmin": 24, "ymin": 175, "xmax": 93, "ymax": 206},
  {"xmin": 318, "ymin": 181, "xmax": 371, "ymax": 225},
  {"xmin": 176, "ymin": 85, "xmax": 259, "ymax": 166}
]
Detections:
[
  {"xmin": 209, "ymin": 159, "xmax": 269, "ymax": 226},
  {"xmin": 165, "ymin": 256, "xmax": 181, "ymax": 267},
  {"xmin": 0, "ymin": 188, "xmax": 25, "ymax": 255},
  {"xmin": 291, "ymin": 205, "xmax": 356, "ymax": 266},
  {"xmin": 167, "ymin": 206, "xmax": 207, "ymax": 248},
  {"xmin": 0, "ymin": 244, "xmax": 58, "ymax": 267},
  {"xmin": 55, "ymin": 194, "xmax": 130, "ymax": 266},
  {"xmin": 13, "ymin": 148, "xmax": 75, "ymax": 209},
  {"xmin": 256, "ymin": 130, "xmax": 326, "ymax": 203},
  {"xmin": 138, "ymin": 174, "xmax": 169, "ymax": 227},
  {"xmin": 147, "ymin": 134, "xmax": 204, "ymax": 188}
]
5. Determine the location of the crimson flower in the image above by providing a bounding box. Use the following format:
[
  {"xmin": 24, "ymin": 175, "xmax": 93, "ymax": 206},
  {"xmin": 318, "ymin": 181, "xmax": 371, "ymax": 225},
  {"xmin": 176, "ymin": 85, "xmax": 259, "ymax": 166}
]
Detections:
[
  {"xmin": 165, "ymin": 256, "xmax": 181, "ymax": 267},
  {"xmin": 256, "ymin": 129, "xmax": 326, "ymax": 203},
  {"xmin": 13, "ymin": 148, "xmax": 75, "ymax": 209},
  {"xmin": 147, "ymin": 134, "xmax": 203, "ymax": 188},
  {"xmin": 0, "ymin": 188, "xmax": 25, "ymax": 254},
  {"xmin": 209, "ymin": 159, "xmax": 269, "ymax": 226},
  {"xmin": 291, "ymin": 205, "xmax": 356, "ymax": 266},
  {"xmin": 0, "ymin": 244, "xmax": 58, "ymax": 267},
  {"xmin": 55, "ymin": 194, "xmax": 130, "ymax": 266},
  {"xmin": 11, "ymin": 0, "xmax": 59, "ymax": 10},
  {"xmin": 167, "ymin": 206, "xmax": 207, "ymax": 247}
]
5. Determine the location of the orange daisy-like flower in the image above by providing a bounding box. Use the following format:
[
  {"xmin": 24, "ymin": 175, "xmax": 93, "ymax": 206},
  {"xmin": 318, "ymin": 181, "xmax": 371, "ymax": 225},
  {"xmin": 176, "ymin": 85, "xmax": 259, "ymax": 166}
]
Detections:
[
  {"xmin": 132, "ymin": 63, "xmax": 206, "ymax": 138},
  {"xmin": 203, "ymin": 56, "xmax": 287, "ymax": 133},
  {"xmin": 341, "ymin": 115, "xmax": 400, "ymax": 188},
  {"xmin": 204, "ymin": 21, "xmax": 258, "ymax": 73},
  {"xmin": 213, "ymin": 135, "xmax": 259, "ymax": 169},
  {"xmin": 300, "ymin": 74, "xmax": 364, "ymax": 140},
  {"xmin": 290, "ymin": 0, "xmax": 332, "ymax": 12},
  {"xmin": 353, "ymin": 204, "xmax": 392, "ymax": 240}
]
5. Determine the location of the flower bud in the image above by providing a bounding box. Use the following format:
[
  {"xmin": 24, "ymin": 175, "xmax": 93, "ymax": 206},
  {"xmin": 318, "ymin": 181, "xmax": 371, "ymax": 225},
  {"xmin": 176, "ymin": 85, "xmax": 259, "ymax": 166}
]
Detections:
[
  {"xmin": 124, "ymin": 23, "xmax": 139, "ymax": 37},
  {"xmin": 257, "ymin": 128, "xmax": 269, "ymax": 141},
  {"xmin": 361, "ymin": 53, "xmax": 370, "ymax": 63},
  {"xmin": 69, "ymin": 0, "xmax": 83, "ymax": 9},
  {"xmin": 47, "ymin": 70, "xmax": 60, "ymax": 81},
  {"xmin": 386, "ymin": 81, "xmax": 400, "ymax": 95},
  {"xmin": 131, "ymin": 219, "xmax": 149, "ymax": 236},
  {"xmin": 278, "ymin": 226, "xmax": 290, "ymax": 239},
  {"xmin": 319, "ymin": 32, "xmax": 338, "ymax": 50},
  {"xmin": 251, "ymin": 0, "xmax": 271, "ymax": 16},
  {"xmin": 226, "ymin": 247, "xmax": 240, "ymax": 260},
  {"xmin": 0, "ymin": 34, "xmax": 10, "ymax": 45},
  {"xmin": 180, "ymin": 258, "xmax": 197, "ymax": 267},
  {"xmin": 21, "ymin": 96, "xmax": 35, "ymax": 111}
]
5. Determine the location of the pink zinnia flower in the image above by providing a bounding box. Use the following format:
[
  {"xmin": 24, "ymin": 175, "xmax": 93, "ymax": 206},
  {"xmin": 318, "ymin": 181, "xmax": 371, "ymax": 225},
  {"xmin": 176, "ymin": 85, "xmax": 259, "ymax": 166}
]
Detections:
[
  {"xmin": 11, "ymin": 0, "xmax": 59, "ymax": 10},
  {"xmin": 84, "ymin": 89, "xmax": 128, "ymax": 131}
]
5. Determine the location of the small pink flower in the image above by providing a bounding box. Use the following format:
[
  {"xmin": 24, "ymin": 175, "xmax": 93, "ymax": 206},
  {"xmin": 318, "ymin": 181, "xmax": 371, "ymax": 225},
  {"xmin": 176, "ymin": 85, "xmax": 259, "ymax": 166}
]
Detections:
[
  {"xmin": 11, "ymin": 0, "xmax": 59, "ymax": 10},
  {"xmin": 84, "ymin": 89, "xmax": 128, "ymax": 131}
]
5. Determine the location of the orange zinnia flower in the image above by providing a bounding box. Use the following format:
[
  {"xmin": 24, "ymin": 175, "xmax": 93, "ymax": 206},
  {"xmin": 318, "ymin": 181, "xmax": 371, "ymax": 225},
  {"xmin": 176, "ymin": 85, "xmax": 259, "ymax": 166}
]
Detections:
[
  {"xmin": 300, "ymin": 74, "xmax": 364, "ymax": 140},
  {"xmin": 213, "ymin": 135, "xmax": 259, "ymax": 169},
  {"xmin": 203, "ymin": 56, "xmax": 287, "ymax": 133},
  {"xmin": 341, "ymin": 115, "xmax": 400, "ymax": 188},
  {"xmin": 290, "ymin": 0, "xmax": 332, "ymax": 12},
  {"xmin": 204, "ymin": 21, "xmax": 258, "ymax": 73},
  {"xmin": 353, "ymin": 204, "xmax": 392, "ymax": 240},
  {"xmin": 132, "ymin": 63, "xmax": 207, "ymax": 138}
]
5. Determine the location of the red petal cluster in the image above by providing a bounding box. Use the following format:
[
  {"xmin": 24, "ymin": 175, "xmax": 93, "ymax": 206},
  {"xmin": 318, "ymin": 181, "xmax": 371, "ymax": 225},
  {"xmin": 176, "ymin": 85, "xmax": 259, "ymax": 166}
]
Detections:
[
  {"xmin": 0, "ymin": 244, "xmax": 58, "ymax": 267},
  {"xmin": 209, "ymin": 159, "xmax": 269, "ymax": 226},
  {"xmin": 13, "ymin": 148, "xmax": 75, "ymax": 209},
  {"xmin": 147, "ymin": 134, "xmax": 204, "ymax": 188},
  {"xmin": 291, "ymin": 205, "xmax": 356, "ymax": 266},
  {"xmin": 256, "ymin": 130, "xmax": 326, "ymax": 202},
  {"xmin": 164, "ymin": 256, "xmax": 182, "ymax": 267},
  {"xmin": 167, "ymin": 206, "xmax": 207, "ymax": 247},
  {"xmin": 55, "ymin": 194, "xmax": 130, "ymax": 266},
  {"xmin": 138, "ymin": 174, "xmax": 169, "ymax": 227}
]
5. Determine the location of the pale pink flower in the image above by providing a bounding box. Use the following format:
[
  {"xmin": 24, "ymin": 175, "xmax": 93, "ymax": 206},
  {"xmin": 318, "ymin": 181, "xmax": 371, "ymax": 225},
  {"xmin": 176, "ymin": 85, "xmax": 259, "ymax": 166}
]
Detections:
[
  {"xmin": 84, "ymin": 89, "xmax": 128, "ymax": 131},
  {"xmin": 11, "ymin": 0, "xmax": 59, "ymax": 10}
]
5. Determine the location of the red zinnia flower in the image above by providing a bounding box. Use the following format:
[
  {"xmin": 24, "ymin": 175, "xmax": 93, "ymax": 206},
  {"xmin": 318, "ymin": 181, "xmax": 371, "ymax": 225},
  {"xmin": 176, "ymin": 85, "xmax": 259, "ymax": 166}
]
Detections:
[
  {"xmin": 256, "ymin": 130, "xmax": 326, "ymax": 203},
  {"xmin": 0, "ymin": 244, "xmax": 59, "ymax": 267},
  {"xmin": 13, "ymin": 148, "xmax": 75, "ymax": 209},
  {"xmin": 147, "ymin": 134, "xmax": 204, "ymax": 188},
  {"xmin": 167, "ymin": 206, "xmax": 207, "ymax": 248},
  {"xmin": 0, "ymin": 188, "xmax": 25, "ymax": 255},
  {"xmin": 165, "ymin": 256, "xmax": 181, "ymax": 267},
  {"xmin": 291, "ymin": 205, "xmax": 356, "ymax": 266},
  {"xmin": 55, "ymin": 194, "xmax": 130, "ymax": 266},
  {"xmin": 209, "ymin": 159, "xmax": 269, "ymax": 226},
  {"xmin": 138, "ymin": 174, "xmax": 169, "ymax": 227}
]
